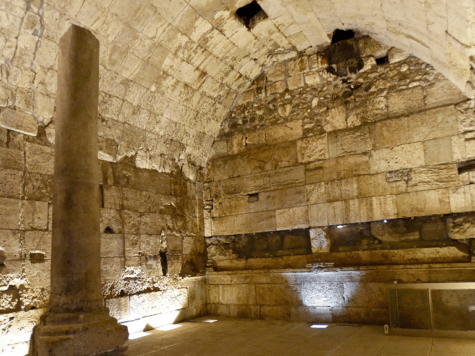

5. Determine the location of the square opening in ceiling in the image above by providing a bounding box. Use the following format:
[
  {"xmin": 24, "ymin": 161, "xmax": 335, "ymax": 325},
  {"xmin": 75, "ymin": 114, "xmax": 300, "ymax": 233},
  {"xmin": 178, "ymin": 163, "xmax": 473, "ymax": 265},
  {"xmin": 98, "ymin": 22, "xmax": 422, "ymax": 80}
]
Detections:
[{"xmin": 236, "ymin": 0, "xmax": 268, "ymax": 30}]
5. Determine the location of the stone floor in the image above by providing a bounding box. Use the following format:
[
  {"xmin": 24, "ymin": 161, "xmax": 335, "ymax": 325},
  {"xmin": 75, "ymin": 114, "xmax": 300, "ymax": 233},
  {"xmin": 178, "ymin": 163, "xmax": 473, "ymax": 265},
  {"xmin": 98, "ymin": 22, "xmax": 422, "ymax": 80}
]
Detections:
[{"xmin": 125, "ymin": 316, "xmax": 475, "ymax": 356}]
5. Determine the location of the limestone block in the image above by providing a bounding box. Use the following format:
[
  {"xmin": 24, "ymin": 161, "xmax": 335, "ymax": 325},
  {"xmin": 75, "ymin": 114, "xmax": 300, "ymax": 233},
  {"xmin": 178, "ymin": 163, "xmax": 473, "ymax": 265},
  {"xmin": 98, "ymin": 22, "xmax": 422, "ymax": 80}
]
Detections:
[
  {"xmin": 100, "ymin": 208, "xmax": 123, "ymax": 234},
  {"xmin": 129, "ymin": 288, "xmax": 188, "ymax": 319},
  {"xmin": 229, "ymin": 305, "xmax": 260, "ymax": 319},
  {"xmin": 447, "ymin": 215, "xmax": 475, "ymax": 240},
  {"xmin": 0, "ymin": 197, "xmax": 21, "ymax": 230},
  {"xmin": 167, "ymin": 234, "xmax": 183, "ymax": 255},
  {"xmin": 0, "ymin": 169, "xmax": 22, "ymax": 199},
  {"xmin": 307, "ymin": 182, "xmax": 325, "ymax": 205},
  {"xmin": 276, "ymin": 206, "xmax": 308, "ymax": 230},
  {"xmin": 396, "ymin": 189, "xmax": 451, "ymax": 218},
  {"xmin": 219, "ymin": 166, "xmax": 306, "ymax": 195},
  {"xmin": 407, "ymin": 164, "xmax": 459, "ymax": 191},
  {"xmin": 0, "ymin": 147, "xmax": 23, "ymax": 170},
  {"xmin": 288, "ymin": 56, "xmax": 309, "ymax": 75},
  {"xmin": 304, "ymin": 72, "xmax": 320, "ymax": 86},
  {"xmin": 0, "ymin": 229, "xmax": 21, "ymax": 260},
  {"xmin": 122, "ymin": 210, "xmax": 140, "ymax": 234},
  {"xmin": 328, "ymin": 126, "xmax": 372, "ymax": 158},
  {"xmin": 101, "ymin": 234, "xmax": 124, "ymax": 258},
  {"xmin": 327, "ymin": 201, "xmax": 346, "ymax": 225},
  {"xmin": 139, "ymin": 234, "xmax": 163, "ymax": 256},
  {"xmin": 24, "ymin": 259, "xmax": 50, "ymax": 287},
  {"xmin": 322, "ymin": 154, "xmax": 370, "ymax": 181},
  {"xmin": 424, "ymin": 80, "xmax": 467, "ymax": 108},
  {"xmin": 101, "ymin": 257, "xmax": 125, "ymax": 280},
  {"xmin": 24, "ymin": 231, "xmax": 51, "ymax": 258},
  {"xmin": 227, "ymin": 133, "xmax": 245, "ymax": 155},
  {"xmin": 323, "ymin": 106, "xmax": 346, "ymax": 132},
  {"xmin": 371, "ymin": 221, "xmax": 419, "ymax": 243},
  {"xmin": 406, "ymin": 106, "xmax": 459, "ymax": 142},
  {"xmin": 105, "ymin": 296, "xmax": 129, "ymax": 322},
  {"xmin": 358, "ymin": 173, "xmax": 406, "ymax": 198},
  {"xmin": 456, "ymin": 101, "xmax": 475, "ymax": 133},
  {"xmin": 301, "ymin": 283, "xmax": 345, "ymax": 307},
  {"xmin": 387, "ymin": 87, "xmax": 424, "ymax": 117},
  {"xmin": 207, "ymin": 303, "xmax": 230, "ymax": 316},
  {"xmin": 287, "ymin": 74, "xmax": 304, "ymax": 90},
  {"xmin": 207, "ymin": 285, "xmax": 219, "ymax": 304},
  {"xmin": 424, "ymin": 137, "xmax": 454, "ymax": 165},
  {"xmin": 325, "ymin": 180, "xmax": 341, "ymax": 202},
  {"xmin": 270, "ymin": 185, "xmax": 307, "ymax": 211},
  {"xmin": 309, "ymin": 204, "xmax": 328, "ymax": 227},
  {"xmin": 344, "ymin": 283, "xmax": 387, "ymax": 308},
  {"xmin": 21, "ymin": 200, "xmax": 48, "ymax": 230},
  {"xmin": 449, "ymin": 186, "xmax": 472, "ymax": 213},
  {"xmin": 265, "ymin": 120, "xmax": 303, "ymax": 144},
  {"xmin": 25, "ymin": 142, "xmax": 54, "ymax": 175},
  {"xmin": 372, "ymin": 116, "xmax": 410, "ymax": 149},
  {"xmin": 267, "ymin": 62, "xmax": 286, "ymax": 81},
  {"xmin": 388, "ymin": 48, "xmax": 410, "ymax": 63},
  {"xmin": 234, "ymin": 211, "xmax": 276, "ymax": 234},
  {"xmin": 140, "ymin": 213, "xmax": 172, "ymax": 235},
  {"xmin": 24, "ymin": 172, "xmax": 53, "ymax": 202},
  {"xmin": 256, "ymin": 284, "xmax": 300, "ymax": 305},
  {"xmin": 259, "ymin": 305, "xmax": 291, "ymax": 320},
  {"xmin": 220, "ymin": 284, "xmax": 255, "ymax": 305},
  {"xmin": 309, "ymin": 228, "xmax": 330, "ymax": 253},
  {"xmin": 0, "ymin": 108, "xmax": 37, "ymax": 136},
  {"xmin": 346, "ymin": 197, "xmax": 373, "ymax": 223},
  {"xmin": 124, "ymin": 234, "xmax": 139, "ymax": 257},
  {"xmin": 372, "ymin": 195, "xmax": 397, "ymax": 220},
  {"xmin": 297, "ymin": 134, "xmax": 328, "ymax": 163},
  {"xmin": 346, "ymin": 97, "xmax": 387, "ymax": 128},
  {"xmin": 370, "ymin": 142, "xmax": 425, "ymax": 174}
]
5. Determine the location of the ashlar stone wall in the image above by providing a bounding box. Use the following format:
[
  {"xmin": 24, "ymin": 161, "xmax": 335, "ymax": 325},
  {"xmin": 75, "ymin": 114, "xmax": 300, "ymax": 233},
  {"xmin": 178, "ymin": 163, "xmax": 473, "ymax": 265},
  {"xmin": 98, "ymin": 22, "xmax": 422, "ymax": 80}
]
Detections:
[
  {"xmin": 0, "ymin": 126, "xmax": 206, "ymax": 355},
  {"xmin": 206, "ymin": 36, "xmax": 472, "ymax": 242}
]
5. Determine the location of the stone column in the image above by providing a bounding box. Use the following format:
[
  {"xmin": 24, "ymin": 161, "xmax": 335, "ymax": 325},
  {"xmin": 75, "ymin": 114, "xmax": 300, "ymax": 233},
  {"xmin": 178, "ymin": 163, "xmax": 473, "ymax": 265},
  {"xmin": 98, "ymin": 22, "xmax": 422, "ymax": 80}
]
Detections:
[{"xmin": 30, "ymin": 25, "xmax": 128, "ymax": 356}]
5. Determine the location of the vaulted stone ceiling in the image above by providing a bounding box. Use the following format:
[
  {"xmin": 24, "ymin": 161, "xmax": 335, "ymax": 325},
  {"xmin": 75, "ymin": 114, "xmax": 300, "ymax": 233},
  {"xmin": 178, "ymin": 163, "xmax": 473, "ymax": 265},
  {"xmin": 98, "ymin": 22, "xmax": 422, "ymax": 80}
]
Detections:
[{"xmin": 1, "ymin": 0, "xmax": 474, "ymax": 178}]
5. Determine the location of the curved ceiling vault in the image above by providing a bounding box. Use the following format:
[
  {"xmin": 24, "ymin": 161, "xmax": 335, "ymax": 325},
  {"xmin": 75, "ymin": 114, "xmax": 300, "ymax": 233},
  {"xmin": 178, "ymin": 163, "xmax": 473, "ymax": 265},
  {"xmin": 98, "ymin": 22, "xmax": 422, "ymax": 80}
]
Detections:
[{"xmin": 1, "ymin": 0, "xmax": 474, "ymax": 179}]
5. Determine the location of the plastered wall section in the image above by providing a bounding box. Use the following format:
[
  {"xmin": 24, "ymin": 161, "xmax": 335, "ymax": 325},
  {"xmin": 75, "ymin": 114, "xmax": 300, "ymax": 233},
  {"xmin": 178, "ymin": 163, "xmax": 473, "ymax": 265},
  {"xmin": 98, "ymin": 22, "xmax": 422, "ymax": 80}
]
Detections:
[
  {"xmin": 205, "ymin": 47, "xmax": 472, "ymax": 237},
  {"xmin": 0, "ymin": 128, "xmax": 206, "ymax": 354}
]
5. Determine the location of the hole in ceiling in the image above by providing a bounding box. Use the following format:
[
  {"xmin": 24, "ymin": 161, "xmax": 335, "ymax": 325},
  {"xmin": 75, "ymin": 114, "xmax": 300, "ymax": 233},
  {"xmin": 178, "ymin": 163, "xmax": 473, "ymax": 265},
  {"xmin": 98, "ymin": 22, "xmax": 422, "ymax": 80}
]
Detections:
[
  {"xmin": 236, "ymin": 0, "xmax": 268, "ymax": 30},
  {"xmin": 331, "ymin": 29, "xmax": 355, "ymax": 44}
]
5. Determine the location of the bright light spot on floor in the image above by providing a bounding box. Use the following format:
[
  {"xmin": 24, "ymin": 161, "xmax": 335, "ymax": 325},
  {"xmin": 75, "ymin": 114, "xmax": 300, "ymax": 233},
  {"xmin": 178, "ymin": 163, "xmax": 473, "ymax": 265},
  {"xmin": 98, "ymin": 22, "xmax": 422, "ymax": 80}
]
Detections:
[
  {"xmin": 201, "ymin": 319, "xmax": 218, "ymax": 323},
  {"xmin": 311, "ymin": 324, "xmax": 329, "ymax": 329},
  {"xmin": 384, "ymin": 220, "xmax": 387, "ymax": 223},
  {"xmin": 336, "ymin": 225, "xmax": 344, "ymax": 229},
  {"xmin": 129, "ymin": 331, "xmax": 152, "ymax": 340},
  {"xmin": 158, "ymin": 324, "xmax": 182, "ymax": 331}
]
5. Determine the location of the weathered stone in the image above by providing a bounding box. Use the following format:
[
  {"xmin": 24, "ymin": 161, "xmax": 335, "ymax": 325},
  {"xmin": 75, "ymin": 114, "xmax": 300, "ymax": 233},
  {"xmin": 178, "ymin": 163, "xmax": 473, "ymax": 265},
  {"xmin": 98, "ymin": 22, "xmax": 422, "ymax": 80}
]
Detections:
[
  {"xmin": 25, "ymin": 142, "xmax": 54, "ymax": 175},
  {"xmin": 407, "ymin": 164, "xmax": 459, "ymax": 191},
  {"xmin": 0, "ymin": 108, "xmax": 37, "ymax": 136},
  {"xmin": 265, "ymin": 120, "xmax": 302, "ymax": 144},
  {"xmin": 309, "ymin": 228, "xmax": 330, "ymax": 253},
  {"xmin": 396, "ymin": 189, "xmax": 451, "ymax": 218},
  {"xmin": 256, "ymin": 284, "xmax": 300, "ymax": 305},
  {"xmin": 370, "ymin": 142, "xmax": 425, "ymax": 174},
  {"xmin": 424, "ymin": 137, "xmax": 454, "ymax": 165},
  {"xmin": 301, "ymin": 283, "xmax": 344, "ymax": 307},
  {"xmin": 323, "ymin": 106, "xmax": 346, "ymax": 132},
  {"xmin": 220, "ymin": 284, "xmax": 255, "ymax": 305},
  {"xmin": 276, "ymin": 206, "xmax": 308, "ymax": 230},
  {"xmin": 387, "ymin": 86, "xmax": 424, "ymax": 117},
  {"xmin": 0, "ymin": 147, "xmax": 24, "ymax": 170},
  {"xmin": 328, "ymin": 126, "xmax": 371, "ymax": 157},
  {"xmin": 297, "ymin": 134, "xmax": 328, "ymax": 163},
  {"xmin": 447, "ymin": 215, "xmax": 475, "ymax": 240}
]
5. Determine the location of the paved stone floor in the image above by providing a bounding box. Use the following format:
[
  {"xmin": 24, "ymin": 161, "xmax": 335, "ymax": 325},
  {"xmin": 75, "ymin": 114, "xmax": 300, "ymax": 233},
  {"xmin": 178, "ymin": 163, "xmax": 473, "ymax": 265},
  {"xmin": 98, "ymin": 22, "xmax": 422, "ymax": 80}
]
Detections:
[{"xmin": 125, "ymin": 316, "xmax": 475, "ymax": 356}]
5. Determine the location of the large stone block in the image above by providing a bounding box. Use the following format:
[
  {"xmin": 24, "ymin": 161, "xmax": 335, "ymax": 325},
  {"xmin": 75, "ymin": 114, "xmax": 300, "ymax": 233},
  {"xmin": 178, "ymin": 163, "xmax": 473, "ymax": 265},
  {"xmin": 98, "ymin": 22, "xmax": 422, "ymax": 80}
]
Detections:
[
  {"xmin": 25, "ymin": 142, "xmax": 54, "ymax": 175},
  {"xmin": 447, "ymin": 215, "xmax": 475, "ymax": 240},
  {"xmin": 100, "ymin": 208, "xmax": 123, "ymax": 234},
  {"xmin": 370, "ymin": 142, "xmax": 425, "ymax": 174},
  {"xmin": 0, "ymin": 108, "xmax": 37, "ymax": 136},
  {"xmin": 308, "ymin": 203, "xmax": 329, "ymax": 226},
  {"xmin": 406, "ymin": 106, "xmax": 459, "ymax": 142},
  {"xmin": 396, "ymin": 189, "xmax": 451, "ymax": 218},
  {"xmin": 0, "ymin": 197, "xmax": 20, "ymax": 229},
  {"xmin": 323, "ymin": 106, "xmax": 346, "ymax": 132},
  {"xmin": 129, "ymin": 288, "xmax": 189, "ymax": 318},
  {"xmin": 297, "ymin": 134, "xmax": 328, "ymax": 163},
  {"xmin": 357, "ymin": 173, "xmax": 406, "ymax": 198},
  {"xmin": 328, "ymin": 126, "xmax": 372, "ymax": 157},
  {"xmin": 372, "ymin": 195, "xmax": 397, "ymax": 220},
  {"xmin": 449, "ymin": 186, "xmax": 472, "ymax": 213},
  {"xmin": 21, "ymin": 200, "xmax": 48, "ymax": 230},
  {"xmin": 424, "ymin": 80, "xmax": 467, "ymax": 108},
  {"xmin": 234, "ymin": 211, "xmax": 276, "ymax": 234},
  {"xmin": 0, "ymin": 147, "xmax": 24, "ymax": 170},
  {"xmin": 387, "ymin": 86, "xmax": 424, "ymax": 117},
  {"xmin": 265, "ymin": 120, "xmax": 302, "ymax": 144},
  {"xmin": 318, "ymin": 154, "xmax": 370, "ymax": 182},
  {"xmin": 346, "ymin": 97, "xmax": 387, "ymax": 128},
  {"xmin": 0, "ymin": 169, "xmax": 22, "ymax": 199},
  {"xmin": 407, "ymin": 164, "xmax": 459, "ymax": 191},
  {"xmin": 220, "ymin": 284, "xmax": 255, "ymax": 305},
  {"xmin": 301, "ymin": 282, "xmax": 345, "ymax": 307},
  {"xmin": 423, "ymin": 136, "xmax": 454, "ymax": 165},
  {"xmin": 24, "ymin": 231, "xmax": 51, "ymax": 258},
  {"xmin": 276, "ymin": 206, "xmax": 308, "ymax": 230},
  {"xmin": 309, "ymin": 228, "xmax": 331, "ymax": 253},
  {"xmin": 256, "ymin": 284, "xmax": 300, "ymax": 305},
  {"xmin": 306, "ymin": 182, "xmax": 325, "ymax": 205},
  {"xmin": 290, "ymin": 306, "xmax": 332, "ymax": 322},
  {"xmin": 101, "ymin": 233, "xmax": 124, "ymax": 257},
  {"xmin": 0, "ymin": 229, "xmax": 21, "ymax": 260},
  {"xmin": 24, "ymin": 172, "xmax": 53, "ymax": 201}
]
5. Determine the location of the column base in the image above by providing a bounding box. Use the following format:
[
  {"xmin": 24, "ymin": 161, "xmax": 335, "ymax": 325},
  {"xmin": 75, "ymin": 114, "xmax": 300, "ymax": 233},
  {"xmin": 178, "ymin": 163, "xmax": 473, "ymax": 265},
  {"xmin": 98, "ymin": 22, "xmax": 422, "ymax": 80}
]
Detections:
[{"xmin": 30, "ymin": 308, "xmax": 128, "ymax": 356}]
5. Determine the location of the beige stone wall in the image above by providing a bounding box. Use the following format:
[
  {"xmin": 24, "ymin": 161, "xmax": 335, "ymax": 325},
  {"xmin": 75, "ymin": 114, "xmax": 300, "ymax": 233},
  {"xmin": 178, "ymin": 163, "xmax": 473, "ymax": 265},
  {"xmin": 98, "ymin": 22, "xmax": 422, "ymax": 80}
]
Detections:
[
  {"xmin": 0, "ymin": 127, "xmax": 206, "ymax": 354},
  {"xmin": 207, "ymin": 263, "xmax": 475, "ymax": 324},
  {"xmin": 205, "ymin": 37, "xmax": 471, "ymax": 237}
]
